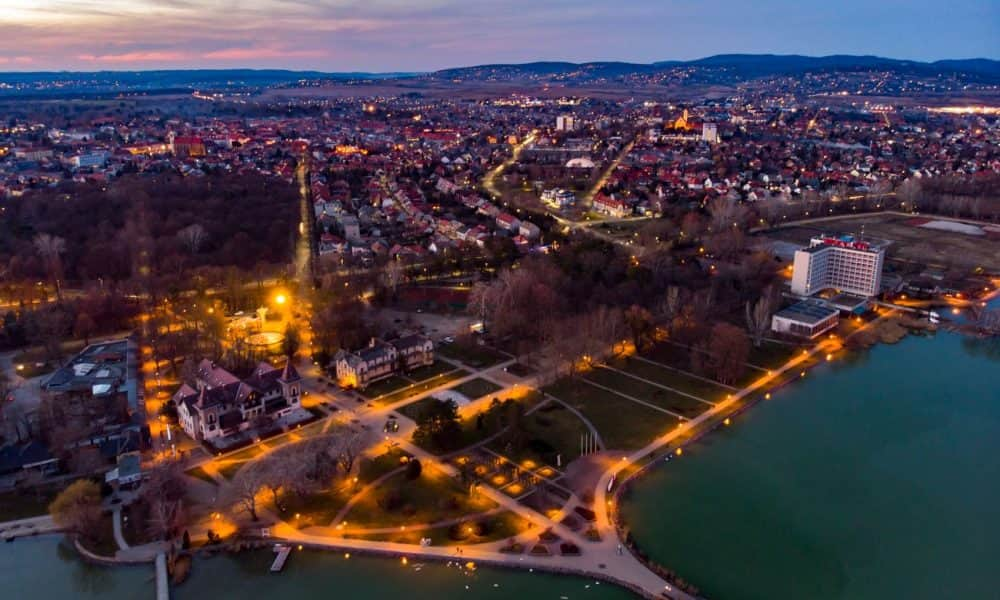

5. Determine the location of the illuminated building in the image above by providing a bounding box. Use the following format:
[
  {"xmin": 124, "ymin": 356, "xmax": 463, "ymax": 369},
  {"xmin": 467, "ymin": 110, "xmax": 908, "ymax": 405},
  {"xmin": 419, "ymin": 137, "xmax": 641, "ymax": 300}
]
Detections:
[{"xmin": 791, "ymin": 235, "xmax": 886, "ymax": 297}]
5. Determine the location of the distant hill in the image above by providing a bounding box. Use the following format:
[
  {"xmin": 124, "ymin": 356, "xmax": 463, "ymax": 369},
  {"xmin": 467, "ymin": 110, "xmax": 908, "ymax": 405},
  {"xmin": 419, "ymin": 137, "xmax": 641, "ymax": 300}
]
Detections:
[
  {"xmin": 0, "ymin": 69, "xmax": 417, "ymax": 98},
  {"xmin": 1, "ymin": 55, "xmax": 997, "ymax": 97},
  {"xmin": 427, "ymin": 54, "xmax": 1000, "ymax": 83}
]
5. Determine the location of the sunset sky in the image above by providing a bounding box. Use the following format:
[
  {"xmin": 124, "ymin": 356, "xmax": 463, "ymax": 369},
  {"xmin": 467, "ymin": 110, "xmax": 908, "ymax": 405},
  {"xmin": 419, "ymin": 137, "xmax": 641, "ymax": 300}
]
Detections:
[{"xmin": 1, "ymin": 0, "xmax": 996, "ymax": 72}]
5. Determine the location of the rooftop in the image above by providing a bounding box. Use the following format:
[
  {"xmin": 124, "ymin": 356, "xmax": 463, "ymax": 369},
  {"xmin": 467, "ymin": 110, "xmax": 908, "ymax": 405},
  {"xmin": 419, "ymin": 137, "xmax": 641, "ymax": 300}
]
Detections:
[
  {"xmin": 43, "ymin": 339, "xmax": 139, "ymax": 411},
  {"xmin": 775, "ymin": 299, "xmax": 839, "ymax": 325}
]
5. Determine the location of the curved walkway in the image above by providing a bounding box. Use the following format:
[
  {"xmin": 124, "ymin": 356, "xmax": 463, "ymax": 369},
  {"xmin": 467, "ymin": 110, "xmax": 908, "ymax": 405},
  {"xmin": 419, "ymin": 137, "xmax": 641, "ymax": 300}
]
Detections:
[{"xmin": 544, "ymin": 393, "xmax": 607, "ymax": 451}]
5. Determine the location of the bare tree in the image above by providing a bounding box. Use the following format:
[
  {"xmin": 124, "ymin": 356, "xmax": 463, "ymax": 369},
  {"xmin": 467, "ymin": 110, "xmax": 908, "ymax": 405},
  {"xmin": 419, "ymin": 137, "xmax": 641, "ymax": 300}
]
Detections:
[
  {"xmin": 332, "ymin": 429, "xmax": 367, "ymax": 476},
  {"xmin": 745, "ymin": 286, "xmax": 776, "ymax": 348},
  {"xmin": 33, "ymin": 233, "xmax": 66, "ymax": 302},
  {"xmin": 177, "ymin": 224, "xmax": 208, "ymax": 256},
  {"xmin": 229, "ymin": 464, "xmax": 267, "ymax": 521},
  {"xmin": 382, "ymin": 260, "xmax": 405, "ymax": 299},
  {"xmin": 707, "ymin": 196, "xmax": 749, "ymax": 232}
]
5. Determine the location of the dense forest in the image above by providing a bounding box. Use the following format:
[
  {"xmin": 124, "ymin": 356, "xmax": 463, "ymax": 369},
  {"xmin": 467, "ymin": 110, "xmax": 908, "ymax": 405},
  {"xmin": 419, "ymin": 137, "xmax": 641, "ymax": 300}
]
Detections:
[{"xmin": 0, "ymin": 172, "xmax": 299, "ymax": 285}]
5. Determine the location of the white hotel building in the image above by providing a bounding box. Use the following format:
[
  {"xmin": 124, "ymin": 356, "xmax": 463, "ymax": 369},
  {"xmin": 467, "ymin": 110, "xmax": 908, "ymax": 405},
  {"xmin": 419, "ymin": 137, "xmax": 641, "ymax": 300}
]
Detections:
[{"xmin": 790, "ymin": 235, "xmax": 886, "ymax": 298}]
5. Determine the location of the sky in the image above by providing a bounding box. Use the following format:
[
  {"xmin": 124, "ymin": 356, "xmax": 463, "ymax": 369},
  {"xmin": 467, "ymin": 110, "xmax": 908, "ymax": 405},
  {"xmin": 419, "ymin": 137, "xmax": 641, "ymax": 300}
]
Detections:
[{"xmin": 0, "ymin": 0, "xmax": 997, "ymax": 72}]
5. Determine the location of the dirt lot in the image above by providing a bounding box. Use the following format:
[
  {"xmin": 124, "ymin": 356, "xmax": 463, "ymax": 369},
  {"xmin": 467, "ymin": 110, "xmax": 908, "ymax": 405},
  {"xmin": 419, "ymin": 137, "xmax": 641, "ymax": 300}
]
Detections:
[{"xmin": 761, "ymin": 213, "xmax": 1000, "ymax": 272}]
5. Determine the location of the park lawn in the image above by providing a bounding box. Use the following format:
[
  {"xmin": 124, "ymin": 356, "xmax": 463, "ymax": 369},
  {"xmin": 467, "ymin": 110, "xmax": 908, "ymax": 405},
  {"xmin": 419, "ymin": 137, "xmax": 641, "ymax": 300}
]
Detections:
[
  {"xmin": 643, "ymin": 341, "xmax": 695, "ymax": 371},
  {"xmin": 397, "ymin": 396, "xmax": 492, "ymax": 454},
  {"xmin": 396, "ymin": 396, "xmax": 439, "ymax": 422},
  {"xmin": 80, "ymin": 513, "xmax": 120, "ymax": 557},
  {"xmin": 360, "ymin": 376, "xmax": 412, "ymax": 399},
  {"xmin": 748, "ymin": 340, "xmax": 803, "ymax": 370},
  {"xmin": 358, "ymin": 449, "xmax": 410, "ymax": 484},
  {"xmin": 272, "ymin": 487, "xmax": 352, "ymax": 530},
  {"xmin": 342, "ymin": 468, "xmax": 497, "ymax": 528},
  {"xmin": 488, "ymin": 401, "xmax": 590, "ymax": 466},
  {"xmin": 644, "ymin": 341, "xmax": 760, "ymax": 387},
  {"xmin": 184, "ymin": 466, "xmax": 218, "ymax": 485},
  {"xmin": 405, "ymin": 361, "xmax": 457, "ymax": 381},
  {"xmin": 449, "ymin": 377, "xmax": 502, "ymax": 400},
  {"xmin": 610, "ymin": 355, "xmax": 730, "ymax": 401},
  {"xmin": 0, "ymin": 488, "xmax": 59, "ymax": 520},
  {"xmin": 403, "ymin": 390, "xmax": 548, "ymax": 455},
  {"xmin": 436, "ymin": 343, "xmax": 508, "ymax": 368},
  {"xmin": 375, "ymin": 370, "xmax": 470, "ymax": 406},
  {"xmin": 543, "ymin": 378, "xmax": 676, "ymax": 451},
  {"xmin": 215, "ymin": 460, "xmax": 248, "ymax": 481},
  {"xmin": 221, "ymin": 444, "xmax": 267, "ymax": 463},
  {"xmin": 582, "ymin": 367, "xmax": 710, "ymax": 419}
]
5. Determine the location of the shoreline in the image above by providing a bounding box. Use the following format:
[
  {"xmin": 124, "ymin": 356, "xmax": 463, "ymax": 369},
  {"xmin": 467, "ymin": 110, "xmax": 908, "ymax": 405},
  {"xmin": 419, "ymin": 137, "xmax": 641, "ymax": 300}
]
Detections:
[{"xmin": 606, "ymin": 322, "xmax": 991, "ymax": 598}]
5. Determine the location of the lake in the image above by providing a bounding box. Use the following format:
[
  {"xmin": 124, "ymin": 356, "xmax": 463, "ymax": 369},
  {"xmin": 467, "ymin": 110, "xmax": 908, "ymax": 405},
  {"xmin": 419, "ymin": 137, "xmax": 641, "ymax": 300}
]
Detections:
[{"xmin": 621, "ymin": 332, "xmax": 1000, "ymax": 599}]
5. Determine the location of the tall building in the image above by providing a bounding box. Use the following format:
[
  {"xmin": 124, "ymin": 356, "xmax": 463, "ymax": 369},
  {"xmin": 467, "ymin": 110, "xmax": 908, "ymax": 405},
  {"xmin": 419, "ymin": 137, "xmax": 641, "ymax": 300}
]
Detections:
[
  {"xmin": 555, "ymin": 115, "xmax": 576, "ymax": 132},
  {"xmin": 701, "ymin": 122, "xmax": 719, "ymax": 143},
  {"xmin": 790, "ymin": 235, "xmax": 886, "ymax": 297}
]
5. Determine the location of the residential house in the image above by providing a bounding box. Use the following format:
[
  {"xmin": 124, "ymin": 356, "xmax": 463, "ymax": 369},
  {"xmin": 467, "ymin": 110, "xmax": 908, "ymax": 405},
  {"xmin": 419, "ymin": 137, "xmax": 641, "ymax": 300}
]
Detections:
[{"xmin": 333, "ymin": 335, "xmax": 434, "ymax": 390}]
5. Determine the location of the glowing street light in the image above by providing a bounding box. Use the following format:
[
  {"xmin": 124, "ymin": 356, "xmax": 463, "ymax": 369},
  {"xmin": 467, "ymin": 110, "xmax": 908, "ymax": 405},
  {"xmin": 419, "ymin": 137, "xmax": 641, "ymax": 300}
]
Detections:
[{"xmin": 275, "ymin": 294, "xmax": 287, "ymax": 305}]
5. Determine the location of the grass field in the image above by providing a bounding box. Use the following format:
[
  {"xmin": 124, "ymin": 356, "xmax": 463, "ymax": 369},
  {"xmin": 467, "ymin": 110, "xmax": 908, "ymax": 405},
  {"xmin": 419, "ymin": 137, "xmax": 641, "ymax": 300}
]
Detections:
[
  {"xmin": 449, "ymin": 377, "xmax": 503, "ymax": 400},
  {"xmin": 273, "ymin": 487, "xmax": 351, "ymax": 529},
  {"xmin": 343, "ymin": 468, "xmax": 496, "ymax": 528},
  {"xmin": 610, "ymin": 355, "xmax": 731, "ymax": 400},
  {"xmin": 405, "ymin": 361, "xmax": 457, "ymax": 381},
  {"xmin": 184, "ymin": 466, "xmax": 218, "ymax": 485},
  {"xmin": 360, "ymin": 376, "xmax": 412, "ymax": 399},
  {"xmin": 543, "ymin": 378, "xmax": 677, "ymax": 451},
  {"xmin": 0, "ymin": 488, "xmax": 58, "ymax": 521},
  {"xmin": 581, "ymin": 367, "xmax": 711, "ymax": 419},
  {"xmin": 375, "ymin": 370, "xmax": 470, "ymax": 406},
  {"xmin": 437, "ymin": 343, "xmax": 508, "ymax": 368},
  {"xmin": 489, "ymin": 401, "xmax": 591, "ymax": 466},
  {"xmin": 764, "ymin": 213, "xmax": 1000, "ymax": 271},
  {"xmin": 747, "ymin": 340, "xmax": 803, "ymax": 370},
  {"xmin": 643, "ymin": 341, "xmax": 760, "ymax": 386}
]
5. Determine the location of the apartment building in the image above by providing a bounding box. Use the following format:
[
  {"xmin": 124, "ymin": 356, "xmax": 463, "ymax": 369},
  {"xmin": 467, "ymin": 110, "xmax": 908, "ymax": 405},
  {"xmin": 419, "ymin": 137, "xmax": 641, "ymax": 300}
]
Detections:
[{"xmin": 790, "ymin": 235, "xmax": 886, "ymax": 297}]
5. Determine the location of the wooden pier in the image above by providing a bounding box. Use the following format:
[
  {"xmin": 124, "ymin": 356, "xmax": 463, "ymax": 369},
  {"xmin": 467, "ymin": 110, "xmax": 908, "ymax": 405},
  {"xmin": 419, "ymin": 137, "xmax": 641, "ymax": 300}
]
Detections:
[{"xmin": 271, "ymin": 544, "xmax": 292, "ymax": 572}]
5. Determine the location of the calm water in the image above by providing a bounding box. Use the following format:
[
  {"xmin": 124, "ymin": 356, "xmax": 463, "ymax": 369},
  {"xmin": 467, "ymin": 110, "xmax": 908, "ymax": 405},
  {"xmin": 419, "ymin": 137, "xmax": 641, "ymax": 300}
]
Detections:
[
  {"xmin": 0, "ymin": 536, "xmax": 632, "ymax": 600},
  {"xmin": 621, "ymin": 332, "xmax": 1000, "ymax": 600},
  {"xmin": 0, "ymin": 536, "xmax": 151, "ymax": 599}
]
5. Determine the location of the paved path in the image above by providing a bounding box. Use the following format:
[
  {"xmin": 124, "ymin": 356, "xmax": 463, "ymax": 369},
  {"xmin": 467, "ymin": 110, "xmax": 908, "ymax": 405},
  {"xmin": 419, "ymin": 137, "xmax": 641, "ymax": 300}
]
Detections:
[
  {"xmin": 0, "ymin": 515, "xmax": 59, "ymax": 539},
  {"xmin": 544, "ymin": 393, "xmax": 607, "ymax": 451},
  {"xmin": 271, "ymin": 521, "xmax": 688, "ymax": 600},
  {"xmin": 112, "ymin": 506, "xmax": 130, "ymax": 550},
  {"xmin": 155, "ymin": 552, "xmax": 169, "ymax": 600}
]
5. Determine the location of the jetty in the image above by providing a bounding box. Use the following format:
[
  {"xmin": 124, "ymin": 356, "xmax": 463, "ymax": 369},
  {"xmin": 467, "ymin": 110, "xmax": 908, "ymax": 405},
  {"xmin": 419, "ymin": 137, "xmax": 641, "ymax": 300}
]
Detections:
[{"xmin": 271, "ymin": 544, "xmax": 292, "ymax": 572}]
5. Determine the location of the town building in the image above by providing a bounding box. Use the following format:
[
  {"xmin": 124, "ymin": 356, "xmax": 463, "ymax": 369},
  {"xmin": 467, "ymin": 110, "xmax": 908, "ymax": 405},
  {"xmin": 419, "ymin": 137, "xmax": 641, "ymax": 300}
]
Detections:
[
  {"xmin": 701, "ymin": 122, "xmax": 719, "ymax": 144},
  {"xmin": 174, "ymin": 359, "xmax": 303, "ymax": 443},
  {"xmin": 555, "ymin": 115, "xmax": 576, "ymax": 132},
  {"xmin": 771, "ymin": 299, "xmax": 840, "ymax": 338},
  {"xmin": 541, "ymin": 188, "xmax": 576, "ymax": 209},
  {"xmin": 790, "ymin": 235, "xmax": 886, "ymax": 297},
  {"xmin": 333, "ymin": 335, "xmax": 434, "ymax": 390},
  {"xmin": 592, "ymin": 194, "xmax": 632, "ymax": 218}
]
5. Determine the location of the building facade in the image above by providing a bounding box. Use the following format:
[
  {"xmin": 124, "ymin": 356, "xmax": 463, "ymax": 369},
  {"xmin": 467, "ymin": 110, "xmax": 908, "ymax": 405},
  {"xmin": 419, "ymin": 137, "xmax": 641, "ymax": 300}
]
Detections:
[
  {"xmin": 790, "ymin": 235, "xmax": 886, "ymax": 297},
  {"xmin": 771, "ymin": 299, "xmax": 840, "ymax": 338},
  {"xmin": 333, "ymin": 335, "xmax": 434, "ymax": 390},
  {"xmin": 174, "ymin": 359, "xmax": 301, "ymax": 442}
]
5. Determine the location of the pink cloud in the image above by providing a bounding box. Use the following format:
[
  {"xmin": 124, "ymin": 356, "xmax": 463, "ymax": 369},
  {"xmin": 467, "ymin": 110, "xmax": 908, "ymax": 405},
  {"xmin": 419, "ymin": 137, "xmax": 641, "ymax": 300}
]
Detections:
[
  {"xmin": 0, "ymin": 56, "xmax": 34, "ymax": 64},
  {"xmin": 202, "ymin": 46, "xmax": 327, "ymax": 60},
  {"xmin": 77, "ymin": 51, "xmax": 189, "ymax": 63}
]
